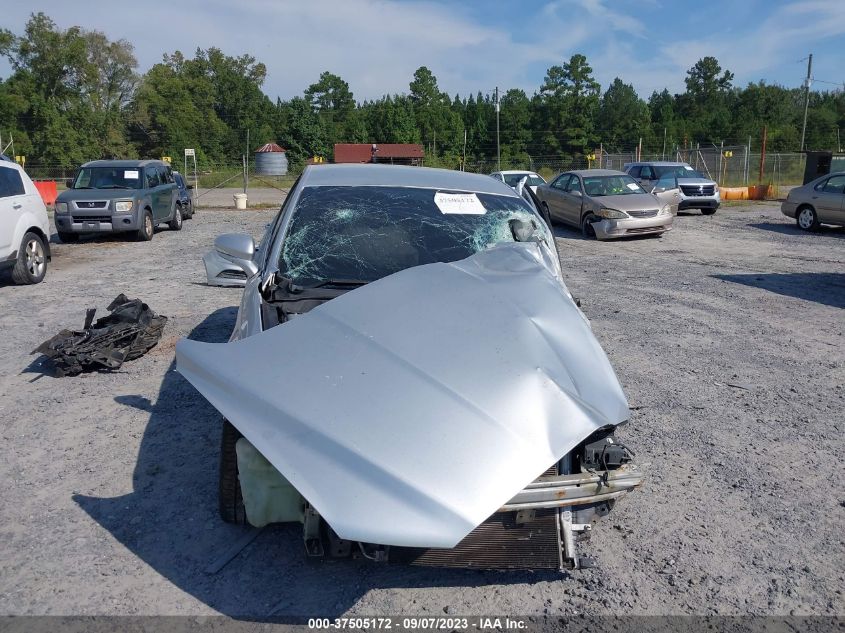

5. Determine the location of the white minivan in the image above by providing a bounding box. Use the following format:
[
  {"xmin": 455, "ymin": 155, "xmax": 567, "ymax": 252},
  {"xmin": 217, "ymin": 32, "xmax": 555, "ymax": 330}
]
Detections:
[{"xmin": 0, "ymin": 159, "xmax": 51, "ymax": 284}]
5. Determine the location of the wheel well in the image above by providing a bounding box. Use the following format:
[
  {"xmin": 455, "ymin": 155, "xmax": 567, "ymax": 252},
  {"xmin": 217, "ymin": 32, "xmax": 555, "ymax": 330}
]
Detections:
[{"xmin": 796, "ymin": 203, "xmax": 814, "ymax": 213}]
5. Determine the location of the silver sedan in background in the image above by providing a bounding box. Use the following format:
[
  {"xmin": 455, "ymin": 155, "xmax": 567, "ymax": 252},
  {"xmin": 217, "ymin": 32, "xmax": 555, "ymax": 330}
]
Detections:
[
  {"xmin": 781, "ymin": 172, "xmax": 845, "ymax": 231},
  {"xmin": 535, "ymin": 169, "xmax": 676, "ymax": 239}
]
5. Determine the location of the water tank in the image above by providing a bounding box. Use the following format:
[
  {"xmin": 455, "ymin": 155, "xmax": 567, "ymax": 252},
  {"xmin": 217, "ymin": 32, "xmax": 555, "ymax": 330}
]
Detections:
[{"xmin": 254, "ymin": 143, "xmax": 288, "ymax": 176}]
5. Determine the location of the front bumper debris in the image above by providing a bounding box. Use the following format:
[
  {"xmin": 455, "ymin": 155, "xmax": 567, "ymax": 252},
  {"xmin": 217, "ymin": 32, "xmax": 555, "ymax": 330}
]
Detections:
[
  {"xmin": 500, "ymin": 464, "xmax": 644, "ymax": 511},
  {"xmin": 32, "ymin": 294, "xmax": 167, "ymax": 376}
]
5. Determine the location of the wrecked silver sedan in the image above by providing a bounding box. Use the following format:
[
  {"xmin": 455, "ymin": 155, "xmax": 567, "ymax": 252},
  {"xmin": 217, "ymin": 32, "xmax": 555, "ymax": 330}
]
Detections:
[{"xmin": 176, "ymin": 164, "xmax": 643, "ymax": 570}]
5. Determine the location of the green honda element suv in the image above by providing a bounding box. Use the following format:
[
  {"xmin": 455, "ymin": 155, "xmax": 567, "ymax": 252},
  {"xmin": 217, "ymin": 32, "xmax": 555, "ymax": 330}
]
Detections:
[{"xmin": 54, "ymin": 159, "xmax": 183, "ymax": 242}]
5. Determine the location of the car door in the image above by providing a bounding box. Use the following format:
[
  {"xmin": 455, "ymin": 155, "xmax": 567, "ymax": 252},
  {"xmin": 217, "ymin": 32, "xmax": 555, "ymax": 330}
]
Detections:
[
  {"xmin": 144, "ymin": 167, "xmax": 163, "ymax": 220},
  {"xmin": 0, "ymin": 164, "xmax": 27, "ymax": 254},
  {"xmin": 158, "ymin": 166, "xmax": 177, "ymax": 219},
  {"xmin": 542, "ymin": 174, "xmax": 570, "ymax": 221},
  {"xmin": 560, "ymin": 175, "xmax": 584, "ymax": 227},
  {"xmin": 651, "ymin": 173, "xmax": 681, "ymax": 214},
  {"xmin": 813, "ymin": 175, "xmax": 845, "ymax": 223}
]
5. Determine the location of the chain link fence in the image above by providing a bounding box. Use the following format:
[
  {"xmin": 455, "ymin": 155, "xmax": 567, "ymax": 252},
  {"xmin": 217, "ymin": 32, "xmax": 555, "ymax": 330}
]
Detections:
[
  {"xmin": 603, "ymin": 146, "xmax": 806, "ymax": 196},
  {"xmin": 17, "ymin": 147, "xmax": 806, "ymax": 202}
]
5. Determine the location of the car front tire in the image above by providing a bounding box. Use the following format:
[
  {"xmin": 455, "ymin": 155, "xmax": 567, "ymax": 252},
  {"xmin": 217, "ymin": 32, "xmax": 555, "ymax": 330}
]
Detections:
[
  {"xmin": 136, "ymin": 210, "xmax": 154, "ymax": 241},
  {"xmin": 56, "ymin": 231, "xmax": 78, "ymax": 243},
  {"xmin": 12, "ymin": 231, "xmax": 48, "ymax": 284},
  {"xmin": 796, "ymin": 205, "xmax": 819, "ymax": 231},
  {"xmin": 701, "ymin": 207, "xmax": 717, "ymax": 215},
  {"xmin": 581, "ymin": 214, "xmax": 597, "ymax": 239},
  {"xmin": 219, "ymin": 419, "xmax": 248, "ymax": 524}
]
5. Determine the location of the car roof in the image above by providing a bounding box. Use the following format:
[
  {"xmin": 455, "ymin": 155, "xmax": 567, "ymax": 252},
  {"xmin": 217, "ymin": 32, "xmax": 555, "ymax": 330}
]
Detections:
[
  {"xmin": 81, "ymin": 159, "xmax": 168, "ymax": 168},
  {"xmin": 624, "ymin": 161, "xmax": 690, "ymax": 166},
  {"xmin": 565, "ymin": 169, "xmax": 628, "ymax": 177},
  {"xmin": 493, "ymin": 170, "xmax": 540, "ymax": 175},
  {"xmin": 808, "ymin": 171, "xmax": 845, "ymax": 183},
  {"xmin": 301, "ymin": 164, "xmax": 519, "ymax": 196}
]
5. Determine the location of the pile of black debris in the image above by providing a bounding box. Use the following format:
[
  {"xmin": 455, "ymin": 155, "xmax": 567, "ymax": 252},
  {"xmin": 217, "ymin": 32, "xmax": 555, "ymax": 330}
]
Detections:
[{"xmin": 33, "ymin": 294, "xmax": 167, "ymax": 376}]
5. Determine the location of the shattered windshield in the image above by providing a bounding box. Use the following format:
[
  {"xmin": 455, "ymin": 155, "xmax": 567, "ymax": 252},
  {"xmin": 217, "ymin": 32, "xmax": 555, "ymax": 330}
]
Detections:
[{"xmin": 279, "ymin": 185, "xmax": 549, "ymax": 284}]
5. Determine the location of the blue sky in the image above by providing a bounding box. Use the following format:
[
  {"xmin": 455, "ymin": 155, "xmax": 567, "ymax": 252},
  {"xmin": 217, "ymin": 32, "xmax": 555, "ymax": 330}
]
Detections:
[{"xmin": 1, "ymin": 0, "xmax": 843, "ymax": 101}]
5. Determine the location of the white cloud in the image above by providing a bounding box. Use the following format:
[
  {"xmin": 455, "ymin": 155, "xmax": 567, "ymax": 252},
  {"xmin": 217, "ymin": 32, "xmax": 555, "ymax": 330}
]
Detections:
[
  {"xmin": 544, "ymin": 0, "xmax": 647, "ymax": 38},
  {"xmin": 1, "ymin": 0, "xmax": 842, "ymax": 103},
  {"xmin": 0, "ymin": 0, "xmax": 582, "ymax": 100},
  {"xmin": 658, "ymin": 0, "xmax": 845, "ymax": 90}
]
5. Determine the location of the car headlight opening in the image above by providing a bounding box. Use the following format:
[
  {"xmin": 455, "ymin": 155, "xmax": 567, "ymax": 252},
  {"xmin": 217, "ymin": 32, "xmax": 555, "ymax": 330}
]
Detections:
[
  {"xmin": 114, "ymin": 200, "xmax": 134, "ymax": 213},
  {"xmin": 55, "ymin": 202, "xmax": 68, "ymax": 213},
  {"xmin": 596, "ymin": 208, "xmax": 627, "ymax": 219}
]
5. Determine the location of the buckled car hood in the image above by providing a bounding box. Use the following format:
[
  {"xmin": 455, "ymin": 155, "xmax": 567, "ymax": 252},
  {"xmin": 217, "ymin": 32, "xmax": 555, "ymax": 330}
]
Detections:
[{"xmin": 176, "ymin": 242, "xmax": 629, "ymax": 548}]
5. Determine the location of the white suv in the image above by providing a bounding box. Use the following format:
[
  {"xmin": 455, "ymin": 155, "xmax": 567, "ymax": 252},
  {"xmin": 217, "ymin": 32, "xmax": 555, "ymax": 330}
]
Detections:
[
  {"xmin": 624, "ymin": 161, "xmax": 720, "ymax": 215},
  {"xmin": 0, "ymin": 160, "xmax": 51, "ymax": 284}
]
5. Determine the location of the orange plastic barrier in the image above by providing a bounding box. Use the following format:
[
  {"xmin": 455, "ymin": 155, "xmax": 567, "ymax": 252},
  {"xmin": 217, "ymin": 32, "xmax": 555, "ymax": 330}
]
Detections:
[
  {"xmin": 718, "ymin": 185, "xmax": 773, "ymax": 201},
  {"xmin": 748, "ymin": 184, "xmax": 773, "ymax": 200},
  {"xmin": 719, "ymin": 187, "xmax": 748, "ymax": 200},
  {"xmin": 33, "ymin": 181, "xmax": 58, "ymax": 205}
]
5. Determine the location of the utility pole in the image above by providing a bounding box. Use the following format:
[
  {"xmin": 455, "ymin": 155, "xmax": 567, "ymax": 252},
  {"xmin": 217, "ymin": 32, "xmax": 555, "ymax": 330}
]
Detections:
[
  {"xmin": 759, "ymin": 126, "xmax": 768, "ymax": 183},
  {"xmin": 495, "ymin": 86, "xmax": 501, "ymax": 172},
  {"xmin": 462, "ymin": 128, "xmax": 467, "ymax": 171},
  {"xmin": 800, "ymin": 53, "xmax": 813, "ymax": 152},
  {"xmin": 245, "ymin": 128, "xmax": 250, "ymax": 194},
  {"xmin": 746, "ymin": 136, "xmax": 751, "ymax": 187},
  {"xmin": 718, "ymin": 140, "xmax": 724, "ymax": 185}
]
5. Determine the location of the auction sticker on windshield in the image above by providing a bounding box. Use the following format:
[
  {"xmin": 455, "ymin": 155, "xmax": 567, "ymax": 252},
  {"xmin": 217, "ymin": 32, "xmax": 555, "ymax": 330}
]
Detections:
[
  {"xmin": 434, "ymin": 192, "xmax": 486, "ymax": 215},
  {"xmin": 124, "ymin": 170, "xmax": 139, "ymax": 179}
]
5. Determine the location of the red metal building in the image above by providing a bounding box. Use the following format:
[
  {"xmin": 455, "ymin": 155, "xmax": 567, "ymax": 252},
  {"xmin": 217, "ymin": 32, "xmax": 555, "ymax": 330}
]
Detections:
[{"xmin": 333, "ymin": 143, "xmax": 424, "ymax": 165}]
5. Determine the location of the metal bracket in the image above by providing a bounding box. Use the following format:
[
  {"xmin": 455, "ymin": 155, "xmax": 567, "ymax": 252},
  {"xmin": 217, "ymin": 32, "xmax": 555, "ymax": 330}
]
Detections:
[
  {"xmin": 560, "ymin": 507, "xmax": 579, "ymax": 569},
  {"xmin": 303, "ymin": 505, "xmax": 324, "ymax": 557},
  {"xmin": 327, "ymin": 527, "xmax": 352, "ymax": 558},
  {"xmin": 515, "ymin": 509, "xmax": 536, "ymax": 525}
]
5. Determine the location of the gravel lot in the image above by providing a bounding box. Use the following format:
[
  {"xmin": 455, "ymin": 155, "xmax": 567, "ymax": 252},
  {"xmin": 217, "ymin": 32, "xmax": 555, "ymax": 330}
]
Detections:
[{"xmin": 0, "ymin": 200, "xmax": 842, "ymax": 618}]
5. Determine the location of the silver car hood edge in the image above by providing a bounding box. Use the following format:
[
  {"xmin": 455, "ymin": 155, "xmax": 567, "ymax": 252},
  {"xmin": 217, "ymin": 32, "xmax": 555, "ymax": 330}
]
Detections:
[{"xmin": 176, "ymin": 242, "xmax": 629, "ymax": 548}]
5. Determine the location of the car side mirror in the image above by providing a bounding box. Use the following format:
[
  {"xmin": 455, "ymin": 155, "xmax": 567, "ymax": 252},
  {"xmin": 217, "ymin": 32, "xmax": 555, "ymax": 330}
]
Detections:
[
  {"xmin": 65, "ymin": 179, "xmax": 74, "ymax": 189},
  {"xmin": 187, "ymin": 184, "xmax": 194, "ymax": 190},
  {"xmin": 215, "ymin": 233, "xmax": 258, "ymax": 278},
  {"xmin": 652, "ymin": 186, "xmax": 666, "ymax": 194},
  {"xmin": 572, "ymin": 190, "xmax": 581, "ymax": 196}
]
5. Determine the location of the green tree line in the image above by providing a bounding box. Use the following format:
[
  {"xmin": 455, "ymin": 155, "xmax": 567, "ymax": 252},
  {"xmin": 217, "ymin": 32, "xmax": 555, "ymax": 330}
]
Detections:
[{"xmin": 1, "ymin": 13, "xmax": 843, "ymax": 170}]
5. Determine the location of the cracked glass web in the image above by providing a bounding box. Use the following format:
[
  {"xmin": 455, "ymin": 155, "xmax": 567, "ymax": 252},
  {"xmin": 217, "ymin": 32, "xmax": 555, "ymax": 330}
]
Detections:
[{"xmin": 279, "ymin": 186, "xmax": 551, "ymax": 283}]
